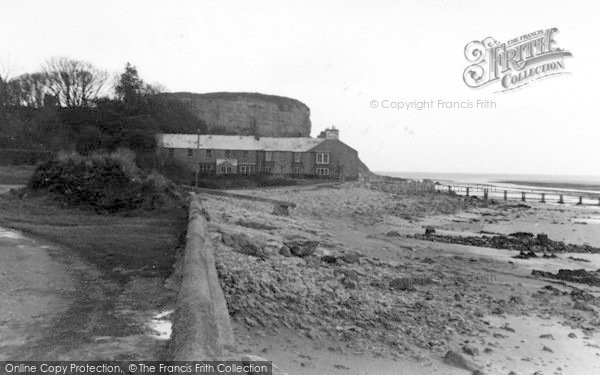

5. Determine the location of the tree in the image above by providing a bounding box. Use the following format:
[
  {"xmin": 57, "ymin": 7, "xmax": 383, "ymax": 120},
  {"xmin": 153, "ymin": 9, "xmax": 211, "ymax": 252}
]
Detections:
[
  {"xmin": 114, "ymin": 62, "xmax": 144, "ymax": 103},
  {"xmin": 11, "ymin": 72, "xmax": 50, "ymax": 108},
  {"xmin": 44, "ymin": 57, "xmax": 108, "ymax": 107},
  {"xmin": 115, "ymin": 63, "xmax": 167, "ymax": 101},
  {"xmin": 142, "ymin": 82, "xmax": 167, "ymax": 95},
  {"xmin": 0, "ymin": 58, "xmax": 13, "ymax": 108}
]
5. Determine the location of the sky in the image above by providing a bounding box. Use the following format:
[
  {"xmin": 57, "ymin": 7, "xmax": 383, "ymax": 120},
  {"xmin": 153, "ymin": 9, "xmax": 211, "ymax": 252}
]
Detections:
[{"xmin": 1, "ymin": 0, "xmax": 599, "ymax": 176}]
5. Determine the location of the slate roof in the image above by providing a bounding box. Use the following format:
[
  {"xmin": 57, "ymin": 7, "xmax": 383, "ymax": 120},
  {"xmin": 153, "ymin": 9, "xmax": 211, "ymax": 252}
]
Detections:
[{"xmin": 156, "ymin": 134, "xmax": 325, "ymax": 152}]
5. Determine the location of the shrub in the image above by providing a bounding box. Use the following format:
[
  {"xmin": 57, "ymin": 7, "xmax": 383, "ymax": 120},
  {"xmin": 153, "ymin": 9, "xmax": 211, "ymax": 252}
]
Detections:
[
  {"xmin": 157, "ymin": 157, "xmax": 193, "ymax": 184},
  {"xmin": 28, "ymin": 149, "xmax": 181, "ymax": 212}
]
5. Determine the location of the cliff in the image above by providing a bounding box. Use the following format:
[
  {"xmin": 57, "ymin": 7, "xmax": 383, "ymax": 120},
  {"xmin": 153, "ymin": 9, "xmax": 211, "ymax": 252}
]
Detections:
[{"xmin": 160, "ymin": 92, "xmax": 311, "ymax": 137}]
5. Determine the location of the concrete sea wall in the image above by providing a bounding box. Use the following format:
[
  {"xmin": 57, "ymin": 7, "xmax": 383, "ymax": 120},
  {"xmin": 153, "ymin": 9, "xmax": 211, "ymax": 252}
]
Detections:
[{"xmin": 171, "ymin": 193, "xmax": 234, "ymax": 360}]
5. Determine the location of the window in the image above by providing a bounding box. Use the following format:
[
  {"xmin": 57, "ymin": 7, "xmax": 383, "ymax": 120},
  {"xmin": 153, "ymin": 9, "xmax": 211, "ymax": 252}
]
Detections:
[
  {"xmin": 265, "ymin": 151, "xmax": 273, "ymax": 162},
  {"xmin": 198, "ymin": 164, "xmax": 212, "ymax": 175},
  {"xmin": 316, "ymin": 167, "xmax": 329, "ymax": 176},
  {"xmin": 293, "ymin": 166, "xmax": 302, "ymax": 175},
  {"xmin": 294, "ymin": 152, "xmax": 301, "ymax": 163},
  {"xmin": 239, "ymin": 165, "xmax": 255, "ymax": 176},
  {"xmin": 225, "ymin": 150, "xmax": 231, "ymax": 158},
  {"xmin": 168, "ymin": 148, "xmax": 174, "ymax": 157},
  {"xmin": 187, "ymin": 149, "xmax": 193, "ymax": 157},
  {"xmin": 206, "ymin": 149, "xmax": 212, "ymax": 158},
  {"xmin": 264, "ymin": 166, "xmax": 272, "ymax": 175},
  {"xmin": 316, "ymin": 152, "xmax": 330, "ymax": 164}
]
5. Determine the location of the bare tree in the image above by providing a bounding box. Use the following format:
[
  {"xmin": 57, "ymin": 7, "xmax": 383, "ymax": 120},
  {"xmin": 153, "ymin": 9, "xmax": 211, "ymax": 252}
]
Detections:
[
  {"xmin": 44, "ymin": 57, "xmax": 108, "ymax": 107},
  {"xmin": 143, "ymin": 82, "xmax": 167, "ymax": 95},
  {"xmin": 0, "ymin": 58, "xmax": 13, "ymax": 108},
  {"xmin": 10, "ymin": 72, "xmax": 50, "ymax": 107}
]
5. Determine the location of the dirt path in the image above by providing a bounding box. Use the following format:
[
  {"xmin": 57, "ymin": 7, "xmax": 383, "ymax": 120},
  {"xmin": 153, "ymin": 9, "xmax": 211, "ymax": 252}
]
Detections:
[
  {"xmin": 0, "ymin": 226, "xmax": 77, "ymax": 359},
  {"xmin": 0, "ymin": 226, "xmax": 172, "ymax": 360}
]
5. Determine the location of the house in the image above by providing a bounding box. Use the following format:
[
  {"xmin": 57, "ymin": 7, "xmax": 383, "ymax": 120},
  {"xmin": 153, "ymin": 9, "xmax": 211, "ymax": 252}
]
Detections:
[{"xmin": 155, "ymin": 127, "xmax": 362, "ymax": 178}]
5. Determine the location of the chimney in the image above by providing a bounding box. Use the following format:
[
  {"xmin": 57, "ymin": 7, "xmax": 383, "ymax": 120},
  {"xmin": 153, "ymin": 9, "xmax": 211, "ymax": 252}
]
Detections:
[{"xmin": 318, "ymin": 126, "xmax": 339, "ymax": 140}]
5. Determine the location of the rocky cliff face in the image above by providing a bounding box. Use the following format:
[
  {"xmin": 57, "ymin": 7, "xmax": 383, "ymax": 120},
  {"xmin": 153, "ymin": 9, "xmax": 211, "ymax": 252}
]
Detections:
[{"xmin": 161, "ymin": 92, "xmax": 311, "ymax": 137}]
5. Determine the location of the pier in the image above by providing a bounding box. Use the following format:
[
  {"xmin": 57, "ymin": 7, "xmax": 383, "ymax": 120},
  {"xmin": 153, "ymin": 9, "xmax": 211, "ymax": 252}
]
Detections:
[{"xmin": 436, "ymin": 183, "xmax": 600, "ymax": 206}]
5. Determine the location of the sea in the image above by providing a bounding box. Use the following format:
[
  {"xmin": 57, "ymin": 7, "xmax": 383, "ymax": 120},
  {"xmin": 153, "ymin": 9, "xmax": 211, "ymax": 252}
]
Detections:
[{"xmin": 377, "ymin": 172, "xmax": 600, "ymax": 204}]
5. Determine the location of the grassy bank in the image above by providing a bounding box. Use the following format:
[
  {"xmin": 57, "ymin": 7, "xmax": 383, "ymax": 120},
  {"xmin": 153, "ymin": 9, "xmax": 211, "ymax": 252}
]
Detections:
[
  {"xmin": 0, "ymin": 193, "xmax": 187, "ymax": 283},
  {"xmin": 0, "ymin": 164, "xmax": 36, "ymax": 185}
]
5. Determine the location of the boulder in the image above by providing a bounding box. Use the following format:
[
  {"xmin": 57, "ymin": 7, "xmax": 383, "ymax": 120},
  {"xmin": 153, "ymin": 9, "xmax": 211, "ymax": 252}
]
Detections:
[
  {"xmin": 279, "ymin": 245, "xmax": 292, "ymax": 257},
  {"xmin": 221, "ymin": 232, "xmax": 271, "ymax": 258},
  {"xmin": 443, "ymin": 350, "xmax": 482, "ymax": 372},
  {"xmin": 341, "ymin": 277, "xmax": 358, "ymax": 289},
  {"xmin": 321, "ymin": 255, "xmax": 338, "ymax": 264},
  {"xmin": 462, "ymin": 344, "xmax": 480, "ymax": 356},
  {"xmin": 340, "ymin": 252, "xmax": 360, "ymax": 264},
  {"xmin": 389, "ymin": 277, "xmax": 415, "ymax": 291},
  {"xmin": 284, "ymin": 237, "xmax": 319, "ymax": 257},
  {"xmin": 272, "ymin": 203, "xmax": 290, "ymax": 216}
]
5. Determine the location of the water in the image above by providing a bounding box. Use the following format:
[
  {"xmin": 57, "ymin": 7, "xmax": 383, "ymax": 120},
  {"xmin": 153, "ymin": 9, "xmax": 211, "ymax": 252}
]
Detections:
[
  {"xmin": 378, "ymin": 172, "xmax": 600, "ymax": 195},
  {"xmin": 147, "ymin": 310, "xmax": 173, "ymax": 340}
]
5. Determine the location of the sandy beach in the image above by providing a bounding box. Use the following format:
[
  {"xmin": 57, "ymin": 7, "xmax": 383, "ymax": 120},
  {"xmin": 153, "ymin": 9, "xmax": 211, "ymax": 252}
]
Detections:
[{"xmin": 198, "ymin": 181, "xmax": 600, "ymax": 375}]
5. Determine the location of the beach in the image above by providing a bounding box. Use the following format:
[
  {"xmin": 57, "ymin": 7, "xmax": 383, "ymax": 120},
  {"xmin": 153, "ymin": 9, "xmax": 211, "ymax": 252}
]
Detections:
[{"xmin": 199, "ymin": 180, "xmax": 600, "ymax": 374}]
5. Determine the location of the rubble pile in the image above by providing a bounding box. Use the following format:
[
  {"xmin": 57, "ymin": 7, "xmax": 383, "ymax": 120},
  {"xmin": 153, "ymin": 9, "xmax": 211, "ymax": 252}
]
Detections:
[
  {"xmin": 238, "ymin": 185, "xmax": 470, "ymax": 223},
  {"xmin": 532, "ymin": 268, "xmax": 600, "ymax": 287},
  {"xmin": 412, "ymin": 231, "xmax": 600, "ymax": 254},
  {"xmin": 215, "ymin": 243, "xmax": 501, "ymax": 357}
]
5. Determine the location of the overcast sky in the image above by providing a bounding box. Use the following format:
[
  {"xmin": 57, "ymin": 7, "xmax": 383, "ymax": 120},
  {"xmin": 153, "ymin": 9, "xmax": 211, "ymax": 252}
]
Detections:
[{"xmin": 1, "ymin": 0, "xmax": 598, "ymax": 176}]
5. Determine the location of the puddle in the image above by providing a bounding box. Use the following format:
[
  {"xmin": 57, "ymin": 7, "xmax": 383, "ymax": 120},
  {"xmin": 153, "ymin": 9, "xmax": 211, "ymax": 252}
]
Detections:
[
  {"xmin": 0, "ymin": 184, "xmax": 22, "ymax": 194},
  {"xmin": 0, "ymin": 227, "xmax": 24, "ymax": 240},
  {"xmin": 147, "ymin": 310, "xmax": 173, "ymax": 340}
]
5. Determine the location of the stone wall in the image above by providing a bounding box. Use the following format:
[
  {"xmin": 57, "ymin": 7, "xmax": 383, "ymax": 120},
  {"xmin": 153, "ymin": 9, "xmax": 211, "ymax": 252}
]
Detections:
[{"xmin": 162, "ymin": 92, "xmax": 311, "ymax": 137}]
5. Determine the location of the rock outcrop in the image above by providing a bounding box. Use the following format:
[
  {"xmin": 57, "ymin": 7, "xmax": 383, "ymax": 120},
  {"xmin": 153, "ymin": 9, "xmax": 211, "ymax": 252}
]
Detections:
[{"xmin": 160, "ymin": 92, "xmax": 311, "ymax": 137}]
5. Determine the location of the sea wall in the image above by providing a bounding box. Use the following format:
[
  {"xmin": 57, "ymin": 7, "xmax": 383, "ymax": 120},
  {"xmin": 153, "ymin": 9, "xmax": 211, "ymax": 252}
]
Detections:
[{"xmin": 171, "ymin": 193, "xmax": 234, "ymax": 360}]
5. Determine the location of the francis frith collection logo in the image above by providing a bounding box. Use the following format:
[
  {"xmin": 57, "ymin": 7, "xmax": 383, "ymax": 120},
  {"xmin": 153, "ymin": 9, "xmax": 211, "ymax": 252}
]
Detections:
[{"xmin": 463, "ymin": 28, "xmax": 572, "ymax": 92}]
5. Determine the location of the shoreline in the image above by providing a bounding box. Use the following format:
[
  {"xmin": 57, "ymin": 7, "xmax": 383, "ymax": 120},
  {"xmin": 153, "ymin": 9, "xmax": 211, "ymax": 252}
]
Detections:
[
  {"xmin": 378, "ymin": 171, "xmax": 600, "ymax": 194},
  {"xmin": 204, "ymin": 182, "xmax": 600, "ymax": 374},
  {"xmin": 494, "ymin": 180, "xmax": 600, "ymax": 194}
]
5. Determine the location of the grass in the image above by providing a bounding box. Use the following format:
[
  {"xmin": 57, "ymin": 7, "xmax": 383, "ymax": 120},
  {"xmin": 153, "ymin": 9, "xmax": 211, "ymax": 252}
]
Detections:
[
  {"xmin": 0, "ymin": 193, "xmax": 188, "ymax": 283},
  {"xmin": 0, "ymin": 164, "xmax": 36, "ymax": 184}
]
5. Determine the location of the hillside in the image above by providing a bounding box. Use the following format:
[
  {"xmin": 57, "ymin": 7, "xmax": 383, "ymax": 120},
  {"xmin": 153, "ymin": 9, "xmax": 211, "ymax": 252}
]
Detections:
[{"xmin": 159, "ymin": 92, "xmax": 312, "ymax": 137}]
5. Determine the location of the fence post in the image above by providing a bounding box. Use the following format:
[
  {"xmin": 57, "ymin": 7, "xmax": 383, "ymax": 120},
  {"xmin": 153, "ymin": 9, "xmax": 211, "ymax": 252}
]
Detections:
[
  {"xmin": 466, "ymin": 187, "xmax": 470, "ymax": 197},
  {"xmin": 448, "ymin": 185, "xmax": 452, "ymax": 193},
  {"xmin": 577, "ymin": 196, "xmax": 583, "ymax": 205},
  {"xmin": 521, "ymin": 192, "xmax": 526, "ymax": 202},
  {"xmin": 503, "ymin": 190, "xmax": 508, "ymax": 201},
  {"xmin": 559, "ymin": 195, "xmax": 564, "ymax": 204},
  {"xmin": 483, "ymin": 188, "xmax": 488, "ymax": 200},
  {"xmin": 540, "ymin": 193, "xmax": 545, "ymax": 203}
]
